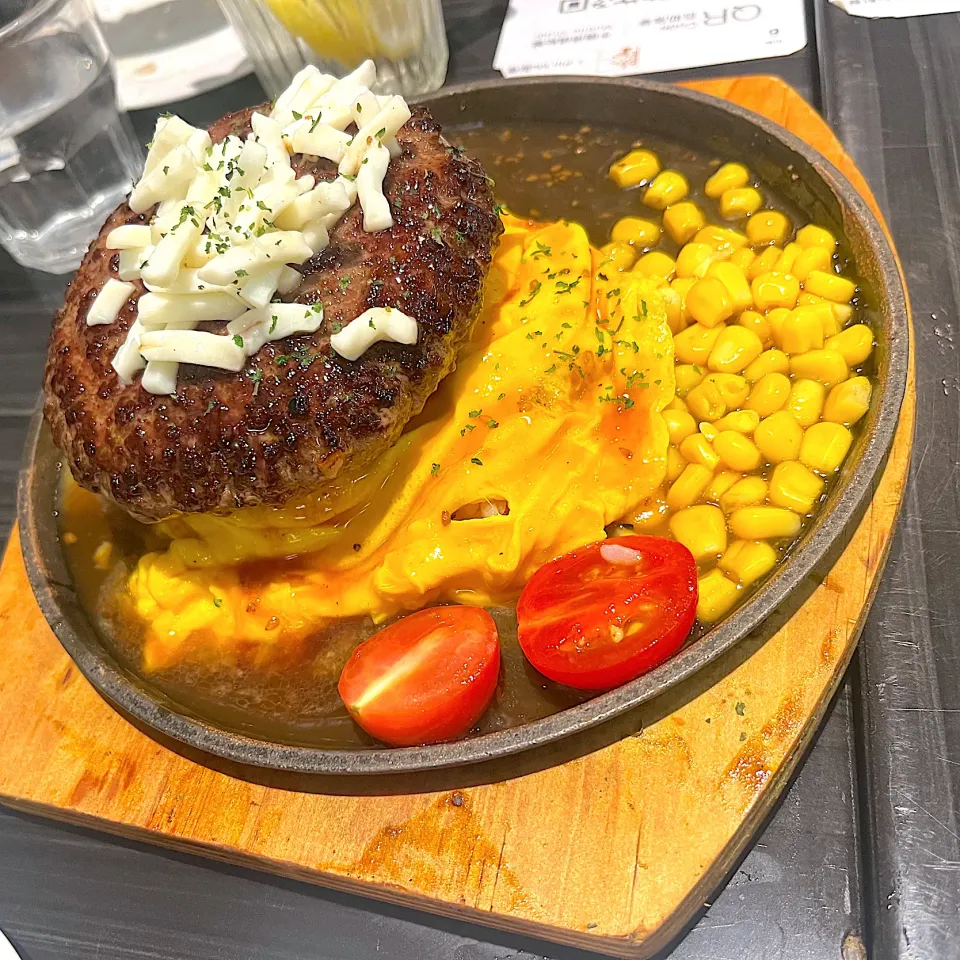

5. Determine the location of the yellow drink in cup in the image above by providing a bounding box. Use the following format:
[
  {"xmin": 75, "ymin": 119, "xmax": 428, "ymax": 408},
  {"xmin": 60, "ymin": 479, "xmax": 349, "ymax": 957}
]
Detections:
[{"xmin": 217, "ymin": 0, "xmax": 447, "ymax": 97}]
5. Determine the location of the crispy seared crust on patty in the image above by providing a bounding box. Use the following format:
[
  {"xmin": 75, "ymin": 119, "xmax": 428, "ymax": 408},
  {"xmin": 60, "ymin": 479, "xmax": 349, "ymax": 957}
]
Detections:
[{"xmin": 43, "ymin": 104, "xmax": 502, "ymax": 521}]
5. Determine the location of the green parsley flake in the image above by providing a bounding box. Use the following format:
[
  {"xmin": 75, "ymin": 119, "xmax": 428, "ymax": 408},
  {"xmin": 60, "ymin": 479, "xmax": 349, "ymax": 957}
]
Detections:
[
  {"xmin": 431, "ymin": 463, "xmax": 440, "ymax": 476},
  {"xmin": 233, "ymin": 334, "xmax": 244, "ymax": 348},
  {"xmin": 470, "ymin": 457, "xmax": 483, "ymax": 466},
  {"xmin": 519, "ymin": 280, "xmax": 542, "ymax": 307}
]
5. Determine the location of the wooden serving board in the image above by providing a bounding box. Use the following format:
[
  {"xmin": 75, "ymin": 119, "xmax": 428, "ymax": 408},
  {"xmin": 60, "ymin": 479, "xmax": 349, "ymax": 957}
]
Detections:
[{"xmin": 0, "ymin": 78, "xmax": 915, "ymax": 959}]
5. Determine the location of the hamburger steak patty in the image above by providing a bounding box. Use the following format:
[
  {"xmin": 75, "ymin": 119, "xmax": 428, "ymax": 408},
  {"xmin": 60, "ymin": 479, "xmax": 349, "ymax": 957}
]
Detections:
[{"xmin": 43, "ymin": 104, "xmax": 503, "ymax": 522}]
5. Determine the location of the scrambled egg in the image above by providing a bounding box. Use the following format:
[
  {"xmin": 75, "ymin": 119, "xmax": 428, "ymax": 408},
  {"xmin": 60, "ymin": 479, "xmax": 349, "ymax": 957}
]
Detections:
[{"xmin": 129, "ymin": 215, "xmax": 675, "ymax": 670}]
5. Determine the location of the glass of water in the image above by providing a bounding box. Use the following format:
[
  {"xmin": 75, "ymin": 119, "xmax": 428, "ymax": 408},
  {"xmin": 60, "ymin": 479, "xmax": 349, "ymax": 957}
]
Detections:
[
  {"xmin": 0, "ymin": 0, "xmax": 143, "ymax": 273},
  {"xmin": 216, "ymin": 0, "xmax": 447, "ymax": 101}
]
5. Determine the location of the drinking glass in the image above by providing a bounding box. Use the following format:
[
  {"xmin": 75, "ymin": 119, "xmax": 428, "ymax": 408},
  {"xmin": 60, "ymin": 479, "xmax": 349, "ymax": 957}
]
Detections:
[
  {"xmin": 216, "ymin": 0, "xmax": 448, "ymax": 100},
  {"xmin": 0, "ymin": 0, "xmax": 143, "ymax": 272}
]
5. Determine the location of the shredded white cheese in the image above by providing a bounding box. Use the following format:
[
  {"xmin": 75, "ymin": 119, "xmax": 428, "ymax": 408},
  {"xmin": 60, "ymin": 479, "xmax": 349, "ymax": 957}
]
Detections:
[
  {"xmin": 104, "ymin": 60, "xmax": 420, "ymax": 393},
  {"xmin": 87, "ymin": 279, "xmax": 137, "ymax": 326},
  {"xmin": 330, "ymin": 307, "xmax": 418, "ymax": 362}
]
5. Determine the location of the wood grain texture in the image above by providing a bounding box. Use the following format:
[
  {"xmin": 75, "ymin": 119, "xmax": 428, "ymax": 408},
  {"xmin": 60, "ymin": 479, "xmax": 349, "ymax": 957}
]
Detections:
[{"xmin": 0, "ymin": 77, "xmax": 915, "ymax": 959}]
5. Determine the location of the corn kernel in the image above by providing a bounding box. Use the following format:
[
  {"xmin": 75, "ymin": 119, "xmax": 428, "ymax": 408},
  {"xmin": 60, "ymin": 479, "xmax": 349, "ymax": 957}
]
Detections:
[
  {"xmin": 676, "ymin": 242, "xmax": 719, "ymax": 279},
  {"xmin": 793, "ymin": 245, "xmax": 832, "ymax": 282},
  {"xmin": 599, "ymin": 242, "xmax": 638, "ymax": 272},
  {"xmin": 825, "ymin": 324, "xmax": 874, "ymax": 366},
  {"xmin": 720, "ymin": 477, "xmax": 768, "ymax": 513},
  {"xmin": 674, "ymin": 323, "xmax": 722, "ymax": 365},
  {"xmin": 694, "ymin": 225, "xmax": 748, "ymax": 254},
  {"xmin": 665, "ymin": 277, "xmax": 697, "ymax": 333},
  {"xmin": 643, "ymin": 170, "xmax": 689, "ymax": 210},
  {"xmin": 786, "ymin": 379, "xmax": 826, "ymax": 428},
  {"xmin": 729, "ymin": 506, "xmax": 803, "ymax": 540},
  {"xmin": 714, "ymin": 431, "xmax": 762, "ymax": 471},
  {"xmin": 686, "ymin": 380, "xmax": 728, "ymax": 422},
  {"xmin": 796, "ymin": 224, "xmax": 837, "ymax": 251},
  {"xmin": 675, "ymin": 363, "xmax": 706, "ymax": 397},
  {"xmin": 769, "ymin": 461, "xmax": 825, "ymax": 514},
  {"xmin": 744, "ymin": 348, "xmax": 789, "ymax": 381},
  {"xmin": 719, "ymin": 539, "xmax": 778, "ymax": 586},
  {"xmin": 686, "ymin": 277, "xmax": 735, "ymax": 327},
  {"xmin": 611, "ymin": 216, "xmax": 662, "ymax": 248},
  {"xmin": 803, "ymin": 270, "xmax": 856, "ymax": 303},
  {"xmin": 696, "ymin": 569, "xmax": 740, "ymax": 622},
  {"xmin": 663, "ymin": 408, "xmax": 698, "ymax": 445},
  {"xmin": 706, "ymin": 261, "xmax": 753, "ymax": 313},
  {"xmin": 666, "ymin": 444, "xmax": 686, "ymax": 482},
  {"xmin": 746, "ymin": 372, "xmax": 791, "ymax": 418},
  {"xmin": 731, "ymin": 247, "xmax": 756, "ymax": 272},
  {"xmin": 824, "ymin": 376, "xmax": 872, "ymax": 425},
  {"xmin": 699, "ymin": 421, "xmax": 720, "ymax": 443},
  {"xmin": 679, "ymin": 432, "xmax": 721, "ymax": 469},
  {"xmin": 634, "ymin": 250, "xmax": 676, "ymax": 279},
  {"xmin": 776, "ymin": 306, "xmax": 826, "ymax": 355},
  {"xmin": 609, "ymin": 148, "xmax": 661, "ymax": 188},
  {"xmin": 800, "ymin": 422, "xmax": 853, "ymax": 474},
  {"xmin": 663, "ymin": 202, "xmax": 707, "ymax": 244},
  {"xmin": 754, "ymin": 410, "xmax": 803, "ymax": 463},
  {"xmin": 775, "ymin": 242, "xmax": 802, "ymax": 274},
  {"xmin": 707, "ymin": 325, "xmax": 764, "ymax": 373},
  {"xmin": 752, "ymin": 271, "xmax": 800, "ymax": 312},
  {"xmin": 739, "ymin": 310, "xmax": 773, "ymax": 349},
  {"xmin": 671, "ymin": 505, "xmax": 727, "ymax": 560},
  {"xmin": 721, "ymin": 186, "xmax": 764, "ymax": 220},
  {"xmin": 832, "ymin": 302, "xmax": 855, "ymax": 327},
  {"xmin": 714, "ymin": 373, "xmax": 749, "ymax": 404},
  {"xmin": 746, "ymin": 210, "xmax": 791, "ymax": 246},
  {"xmin": 705, "ymin": 469, "xmax": 740, "ymax": 503},
  {"xmin": 705, "ymin": 162, "xmax": 750, "ymax": 199},
  {"xmin": 714, "ymin": 409, "xmax": 761, "ymax": 434},
  {"xmin": 766, "ymin": 307, "xmax": 791, "ymax": 345},
  {"xmin": 747, "ymin": 246, "xmax": 782, "ymax": 280},
  {"xmin": 666, "ymin": 463, "xmax": 714, "ymax": 510},
  {"xmin": 789, "ymin": 349, "xmax": 848, "ymax": 388},
  {"xmin": 633, "ymin": 495, "xmax": 670, "ymax": 530},
  {"xmin": 798, "ymin": 299, "xmax": 839, "ymax": 335},
  {"xmin": 662, "ymin": 286, "xmax": 685, "ymax": 335}
]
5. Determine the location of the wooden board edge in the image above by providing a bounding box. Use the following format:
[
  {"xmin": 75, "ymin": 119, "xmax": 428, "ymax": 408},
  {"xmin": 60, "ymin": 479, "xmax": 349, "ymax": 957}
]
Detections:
[{"xmin": 0, "ymin": 75, "xmax": 919, "ymax": 960}]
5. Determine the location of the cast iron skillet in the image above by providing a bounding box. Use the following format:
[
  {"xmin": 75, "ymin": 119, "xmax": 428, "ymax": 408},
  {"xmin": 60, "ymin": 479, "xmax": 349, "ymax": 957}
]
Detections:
[{"xmin": 19, "ymin": 77, "xmax": 909, "ymax": 774}]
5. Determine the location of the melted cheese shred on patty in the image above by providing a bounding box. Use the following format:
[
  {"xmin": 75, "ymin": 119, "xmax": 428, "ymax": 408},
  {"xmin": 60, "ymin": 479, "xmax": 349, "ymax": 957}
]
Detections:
[{"xmin": 127, "ymin": 216, "xmax": 675, "ymax": 672}]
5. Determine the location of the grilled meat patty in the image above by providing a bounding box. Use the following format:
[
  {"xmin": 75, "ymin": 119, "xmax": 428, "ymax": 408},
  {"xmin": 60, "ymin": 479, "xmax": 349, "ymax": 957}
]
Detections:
[{"xmin": 43, "ymin": 104, "xmax": 502, "ymax": 522}]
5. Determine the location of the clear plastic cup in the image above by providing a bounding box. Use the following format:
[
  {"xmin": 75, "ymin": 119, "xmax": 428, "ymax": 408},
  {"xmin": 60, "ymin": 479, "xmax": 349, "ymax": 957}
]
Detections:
[
  {"xmin": 216, "ymin": 0, "xmax": 448, "ymax": 100},
  {"xmin": 0, "ymin": 0, "xmax": 143, "ymax": 272}
]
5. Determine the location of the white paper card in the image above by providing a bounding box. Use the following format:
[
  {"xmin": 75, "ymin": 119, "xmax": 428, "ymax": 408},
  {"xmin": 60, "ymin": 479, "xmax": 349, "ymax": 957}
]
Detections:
[
  {"xmin": 829, "ymin": 0, "xmax": 960, "ymax": 16},
  {"xmin": 493, "ymin": 0, "xmax": 807, "ymax": 79}
]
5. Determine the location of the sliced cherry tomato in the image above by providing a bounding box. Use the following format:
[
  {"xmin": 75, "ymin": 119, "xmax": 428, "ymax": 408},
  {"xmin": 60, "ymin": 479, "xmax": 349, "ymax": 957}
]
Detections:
[
  {"xmin": 338, "ymin": 606, "xmax": 500, "ymax": 746},
  {"xmin": 516, "ymin": 536, "xmax": 697, "ymax": 691}
]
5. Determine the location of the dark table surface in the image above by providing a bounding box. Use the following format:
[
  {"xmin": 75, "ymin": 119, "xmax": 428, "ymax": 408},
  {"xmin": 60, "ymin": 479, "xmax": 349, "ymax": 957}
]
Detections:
[{"xmin": 1, "ymin": 1, "xmax": 959, "ymax": 958}]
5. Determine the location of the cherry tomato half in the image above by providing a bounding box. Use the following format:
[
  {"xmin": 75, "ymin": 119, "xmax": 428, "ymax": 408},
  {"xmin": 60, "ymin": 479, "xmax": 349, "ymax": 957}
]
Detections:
[
  {"xmin": 338, "ymin": 606, "xmax": 500, "ymax": 747},
  {"xmin": 516, "ymin": 536, "xmax": 698, "ymax": 691}
]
